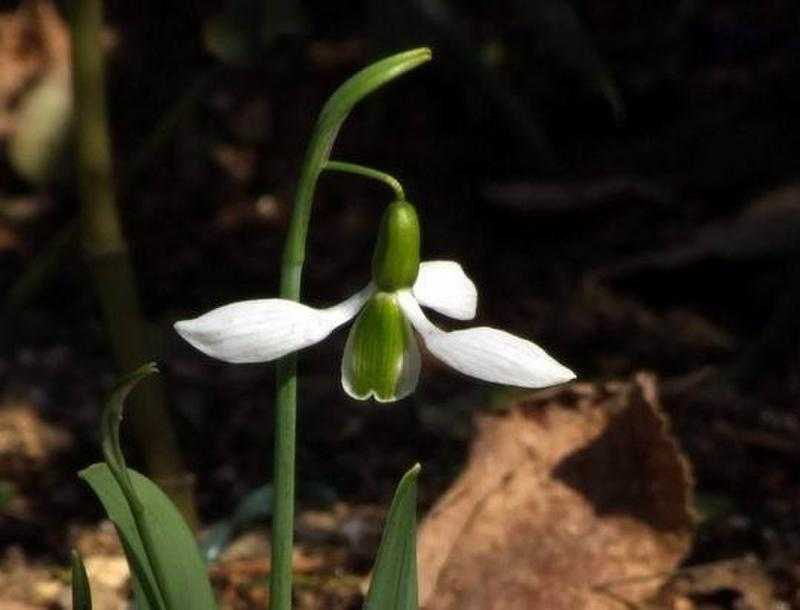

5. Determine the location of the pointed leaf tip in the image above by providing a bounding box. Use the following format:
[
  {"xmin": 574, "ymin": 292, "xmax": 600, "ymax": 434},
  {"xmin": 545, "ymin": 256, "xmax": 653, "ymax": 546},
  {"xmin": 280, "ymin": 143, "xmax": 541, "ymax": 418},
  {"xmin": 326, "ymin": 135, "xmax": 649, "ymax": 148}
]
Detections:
[
  {"xmin": 101, "ymin": 364, "xmax": 159, "ymax": 502},
  {"xmin": 364, "ymin": 464, "xmax": 421, "ymax": 610},
  {"xmin": 71, "ymin": 550, "xmax": 93, "ymax": 610},
  {"xmin": 407, "ymin": 463, "xmax": 421, "ymax": 478}
]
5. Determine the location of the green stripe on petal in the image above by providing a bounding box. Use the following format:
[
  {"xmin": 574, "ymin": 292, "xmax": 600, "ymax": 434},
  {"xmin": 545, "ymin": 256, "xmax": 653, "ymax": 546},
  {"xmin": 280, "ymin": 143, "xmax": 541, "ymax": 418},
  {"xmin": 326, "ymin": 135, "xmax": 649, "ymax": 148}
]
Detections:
[{"xmin": 342, "ymin": 292, "xmax": 420, "ymax": 402}]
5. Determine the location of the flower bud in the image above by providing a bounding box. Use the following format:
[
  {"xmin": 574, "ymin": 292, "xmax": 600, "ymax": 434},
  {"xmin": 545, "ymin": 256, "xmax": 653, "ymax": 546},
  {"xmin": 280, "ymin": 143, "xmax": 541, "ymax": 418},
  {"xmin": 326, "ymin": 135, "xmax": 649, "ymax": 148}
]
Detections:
[
  {"xmin": 371, "ymin": 200, "xmax": 420, "ymax": 291},
  {"xmin": 342, "ymin": 292, "xmax": 418, "ymax": 402}
]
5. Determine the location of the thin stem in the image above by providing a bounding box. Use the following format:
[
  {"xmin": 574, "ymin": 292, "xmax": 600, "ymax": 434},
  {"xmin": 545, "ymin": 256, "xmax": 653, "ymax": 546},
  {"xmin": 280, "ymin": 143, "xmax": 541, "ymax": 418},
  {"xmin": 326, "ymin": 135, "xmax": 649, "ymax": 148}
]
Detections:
[
  {"xmin": 6, "ymin": 67, "xmax": 219, "ymax": 313},
  {"xmin": 323, "ymin": 160, "xmax": 405, "ymax": 200},
  {"xmin": 70, "ymin": 0, "xmax": 198, "ymax": 528},
  {"xmin": 270, "ymin": 48, "xmax": 431, "ymax": 610}
]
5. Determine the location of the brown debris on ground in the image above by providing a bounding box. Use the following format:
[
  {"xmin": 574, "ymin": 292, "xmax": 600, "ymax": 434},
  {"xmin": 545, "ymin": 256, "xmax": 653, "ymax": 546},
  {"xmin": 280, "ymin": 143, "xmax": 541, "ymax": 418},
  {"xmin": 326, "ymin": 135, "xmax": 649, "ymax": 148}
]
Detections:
[
  {"xmin": 417, "ymin": 374, "xmax": 695, "ymax": 610},
  {"xmin": 0, "ymin": 546, "xmax": 70, "ymax": 609},
  {"xmin": 0, "ymin": 400, "xmax": 71, "ymax": 480},
  {"xmin": 0, "ymin": 0, "xmax": 69, "ymax": 138},
  {"xmin": 654, "ymin": 556, "xmax": 780, "ymax": 610}
]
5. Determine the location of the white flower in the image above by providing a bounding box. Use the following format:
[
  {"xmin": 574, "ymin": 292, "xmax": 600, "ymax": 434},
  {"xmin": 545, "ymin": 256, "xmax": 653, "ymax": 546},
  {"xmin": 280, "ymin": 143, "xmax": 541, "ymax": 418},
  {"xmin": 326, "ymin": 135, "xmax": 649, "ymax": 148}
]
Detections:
[
  {"xmin": 175, "ymin": 200, "xmax": 575, "ymax": 402},
  {"xmin": 175, "ymin": 259, "xmax": 574, "ymax": 402}
]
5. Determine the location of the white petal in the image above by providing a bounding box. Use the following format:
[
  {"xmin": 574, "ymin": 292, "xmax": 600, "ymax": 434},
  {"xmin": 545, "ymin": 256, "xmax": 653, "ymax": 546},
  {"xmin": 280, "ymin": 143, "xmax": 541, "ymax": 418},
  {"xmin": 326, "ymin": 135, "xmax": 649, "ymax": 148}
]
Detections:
[
  {"xmin": 175, "ymin": 284, "xmax": 373, "ymax": 363},
  {"xmin": 340, "ymin": 321, "xmax": 421, "ymax": 403},
  {"xmin": 412, "ymin": 260, "xmax": 477, "ymax": 320},
  {"xmin": 341, "ymin": 326, "xmax": 365, "ymax": 400},
  {"xmin": 397, "ymin": 291, "xmax": 575, "ymax": 388},
  {"xmin": 393, "ymin": 322, "xmax": 421, "ymax": 401}
]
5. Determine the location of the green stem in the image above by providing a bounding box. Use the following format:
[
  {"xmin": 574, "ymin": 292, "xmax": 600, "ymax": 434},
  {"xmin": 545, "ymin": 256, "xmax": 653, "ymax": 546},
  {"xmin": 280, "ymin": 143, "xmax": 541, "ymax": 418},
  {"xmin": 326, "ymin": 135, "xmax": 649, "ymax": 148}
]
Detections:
[
  {"xmin": 324, "ymin": 161, "xmax": 405, "ymax": 200},
  {"xmin": 6, "ymin": 68, "xmax": 219, "ymax": 313},
  {"xmin": 70, "ymin": 0, "xmax": 198, "ymax": 528},
  {"xmin": 270, "ymin": 48, "xmax": 431, "ymax": 610}
]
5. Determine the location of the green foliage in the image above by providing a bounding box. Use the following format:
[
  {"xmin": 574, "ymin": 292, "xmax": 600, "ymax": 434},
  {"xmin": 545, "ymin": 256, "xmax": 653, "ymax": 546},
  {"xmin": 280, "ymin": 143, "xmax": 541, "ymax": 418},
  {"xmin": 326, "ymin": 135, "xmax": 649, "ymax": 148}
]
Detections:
[
  {"xmin": 271, "ymin": 46, "xmax": 431, "ymax": 610},
  {"xmin": 204, "ymin": 0, "xmax": 306, "ymax": 65},
  {"xmin": 81, "ymin": 465, "xmax": 217, "ymax": 610},
  {"xmin": 77, "ymin": 363, "xmax": 217, "ymax": 610},
  {"xmin": 364, "ymin": 464, "xmax": 421, "ymax": 610},
  {"xmin": 71, "ymin": 551, "xmax": 93, "ymax": 610},
  {"xmin": 0, "ymin": 480, "xmax": 13, "ymax": 509},
  {"xmin": 69, "ymin": 50, "xmax": 433, "ymax": 610},
  {"xmin": 202, "ymin": 484, "xmax": 274, "ymax": 563}
]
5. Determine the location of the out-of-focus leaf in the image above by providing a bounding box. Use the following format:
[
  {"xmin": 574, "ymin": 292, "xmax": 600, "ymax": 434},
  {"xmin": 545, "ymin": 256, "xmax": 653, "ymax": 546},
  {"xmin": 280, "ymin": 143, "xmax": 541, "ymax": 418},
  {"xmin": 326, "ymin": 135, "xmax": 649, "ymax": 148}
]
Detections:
[
  {"xmin": 71, "ymin": 550, "xmax": 92, "ymax": 610},
  {"xmin": 8, "ymin": 72, "xmax": 73, "ymax": 184},
  {"xmin": 364, "ymin": 464, "xmax": 420, "ymax": 610},
  {"xmin": 79, "ymin": 363, "xmax": 217, "ymax": 610},
  {"xmin": 0, "ymin": 480, "xmax": 14, "ymax": 509},
  {"xmin": 509, "ymin": 0, "xmax": 624, "ymax": 121},
  {"xmin": 418, "ymin": 374, "xmax": 694, "ymax": 609},
  {"xmin": 605, "ymin": 183, "xmax": 800, "ymax": 279},
  {"xmin": 6, "ymin": 64, "xmax": 216, "ymax": 314},
  {"xmin": 204, "ymin": 0, "xmax": 305, "ymax": 65},
  {"xmin": 370, "ymin": 0, "xmax": 555, "ymax": 171},
  {"xmin": 202, "ymin": 478, "xmax": 337, "ymax": 563},
  {"xmin": 202, "ymin": 484, "xmax": 274, "ymax": 563}
]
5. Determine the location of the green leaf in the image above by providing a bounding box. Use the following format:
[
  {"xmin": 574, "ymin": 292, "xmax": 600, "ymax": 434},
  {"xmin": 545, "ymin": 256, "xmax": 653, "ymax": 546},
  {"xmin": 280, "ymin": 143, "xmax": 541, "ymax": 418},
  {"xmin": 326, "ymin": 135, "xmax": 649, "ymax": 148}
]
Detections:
[
  {"xmin": 202, "ymin": 484, "xmax": 273, "ymax": 563},
  {"xmin": 364, "ymin": 464, "xmax": 421, "ymax": 610},
  {"xmin": 71, "ymin": 550, "xmax": 92, "ymax": 610},
  {"xmin": 79, "ymin": 363, "xmax": 217, "ymax": 610},
  {"xmin": 81, "ymin": 464, "xmax": 217, "ymax": 610},
  {"xmin": 100, "ymin": 363, "xmax": 158, "ymax": 502},
  {"xmin": 0, "ymin": 480, "xmax": 14, "ymax": 509}
]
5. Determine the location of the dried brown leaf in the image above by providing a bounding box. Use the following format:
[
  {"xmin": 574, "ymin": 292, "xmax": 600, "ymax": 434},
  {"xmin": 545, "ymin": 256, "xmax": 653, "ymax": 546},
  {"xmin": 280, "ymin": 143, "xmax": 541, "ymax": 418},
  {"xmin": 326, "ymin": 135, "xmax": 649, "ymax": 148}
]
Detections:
[
  {"xmin": 0, "ymin": 1, "xmax": 70, "ymax": 137},
  {"xmin": 655, "ymin": 556, "xmax": 778, "ymax": 610},
  {"xmin": 418, "ymin": 374, "xmax": 695, "ymax": 610},
  {"xmin": 0, "ymin": 402, "xmax": 72, "ymax": 479}
]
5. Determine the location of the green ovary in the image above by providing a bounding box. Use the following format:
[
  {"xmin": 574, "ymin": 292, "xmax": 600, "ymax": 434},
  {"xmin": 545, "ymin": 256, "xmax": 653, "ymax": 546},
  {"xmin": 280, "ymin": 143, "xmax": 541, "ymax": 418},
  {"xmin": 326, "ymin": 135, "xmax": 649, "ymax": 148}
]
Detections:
[
  {"xmin": 371, "ymin": 200, "xmax": 421, "ymax": 291},
  {"xmin": 344, "ymin": 293, "xmax": 412, "ymax": 401}
]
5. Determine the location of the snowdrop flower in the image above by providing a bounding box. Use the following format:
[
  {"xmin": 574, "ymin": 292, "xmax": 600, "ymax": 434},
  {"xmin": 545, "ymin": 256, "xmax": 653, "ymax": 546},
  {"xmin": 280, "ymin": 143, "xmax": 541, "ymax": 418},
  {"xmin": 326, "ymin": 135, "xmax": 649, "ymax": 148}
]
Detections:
[{"xmin": 175, "ymin": 200, "xmax": 575, "ymax": 402}]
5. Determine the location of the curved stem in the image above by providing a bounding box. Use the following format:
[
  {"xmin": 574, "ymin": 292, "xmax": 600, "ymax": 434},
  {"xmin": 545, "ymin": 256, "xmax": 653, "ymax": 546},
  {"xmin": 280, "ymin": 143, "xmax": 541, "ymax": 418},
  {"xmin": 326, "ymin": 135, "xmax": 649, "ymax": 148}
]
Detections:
[
  {"xmin": 324, "ymin": 160, "xmax": 405, "ymax": 200},
  {"xmin": 271, "ymin": 48, "xmax": 431, "ymax": 610}
]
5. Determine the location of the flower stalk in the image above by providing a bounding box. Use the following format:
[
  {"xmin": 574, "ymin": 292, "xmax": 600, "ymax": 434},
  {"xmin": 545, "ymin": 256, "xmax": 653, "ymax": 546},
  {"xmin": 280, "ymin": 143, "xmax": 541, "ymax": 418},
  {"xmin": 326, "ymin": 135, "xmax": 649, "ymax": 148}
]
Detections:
[
  {"xmin": 323, "ymin": 161, "xmax": 405, "ymax": 200},
  {"xmin": 270, "ymin": 48, "xmax": 432, "ymax": 610},
  {"xmin": 173, "ymin": 46, "xmax": 572, "ymax": 607}
]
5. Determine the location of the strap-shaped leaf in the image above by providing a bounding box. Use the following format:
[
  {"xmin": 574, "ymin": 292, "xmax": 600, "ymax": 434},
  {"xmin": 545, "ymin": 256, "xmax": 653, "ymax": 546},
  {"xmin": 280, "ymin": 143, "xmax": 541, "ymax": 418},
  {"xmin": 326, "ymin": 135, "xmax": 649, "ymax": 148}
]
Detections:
[
  {"xmin": 71, "ymin": 550, "xmax": 93, "ymax": 610},
  {"xmin": 81, "ymin": 464, "xmax": 218, "ymax": 610},
  {"xmin": 364, "ymin": 464, "xmax": 421, "ymax": 610},
  {"xmin": 80, "ymin": 363, "xmax": 217, "ymax": 610}
]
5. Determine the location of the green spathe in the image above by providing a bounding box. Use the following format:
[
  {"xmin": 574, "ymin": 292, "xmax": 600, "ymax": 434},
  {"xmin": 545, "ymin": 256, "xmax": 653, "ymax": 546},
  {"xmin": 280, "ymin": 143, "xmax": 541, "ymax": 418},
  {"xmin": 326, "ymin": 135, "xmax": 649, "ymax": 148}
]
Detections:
[
  {"xmin": 343, "ymin": 292, "xmax": 416, "ymax": 402},
  {"xmin": 371, "ymin": 200, "xmax": 421, "ymax": 291}
]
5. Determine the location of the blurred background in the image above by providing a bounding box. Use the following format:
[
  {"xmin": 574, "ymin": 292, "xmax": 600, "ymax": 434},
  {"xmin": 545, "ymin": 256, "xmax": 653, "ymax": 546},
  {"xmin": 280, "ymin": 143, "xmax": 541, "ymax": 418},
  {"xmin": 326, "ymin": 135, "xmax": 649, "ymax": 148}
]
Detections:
[{"xmin": 1, "ymin": 0, "xmax": 800, "ymax": 608}]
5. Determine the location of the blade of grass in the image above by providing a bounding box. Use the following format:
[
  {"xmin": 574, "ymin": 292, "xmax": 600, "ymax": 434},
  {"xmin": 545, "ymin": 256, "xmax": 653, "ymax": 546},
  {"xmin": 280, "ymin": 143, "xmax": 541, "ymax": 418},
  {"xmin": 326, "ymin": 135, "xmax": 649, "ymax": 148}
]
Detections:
[
  {"xmin": 71, "ymin": 551, "xmax": 93, "ymax": 610},
  {"xmin": 364, "ymin": 464, "xmax": 421, "ymax": 610}
]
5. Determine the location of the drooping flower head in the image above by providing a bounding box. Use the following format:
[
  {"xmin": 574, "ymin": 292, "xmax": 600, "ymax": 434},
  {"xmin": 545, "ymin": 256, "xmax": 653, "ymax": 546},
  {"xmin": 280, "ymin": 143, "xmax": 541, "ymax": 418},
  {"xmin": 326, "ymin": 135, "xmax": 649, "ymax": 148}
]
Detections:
[{"xmin": 175, "ymin": 200, "xmax": 575, "ymax": 402}]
